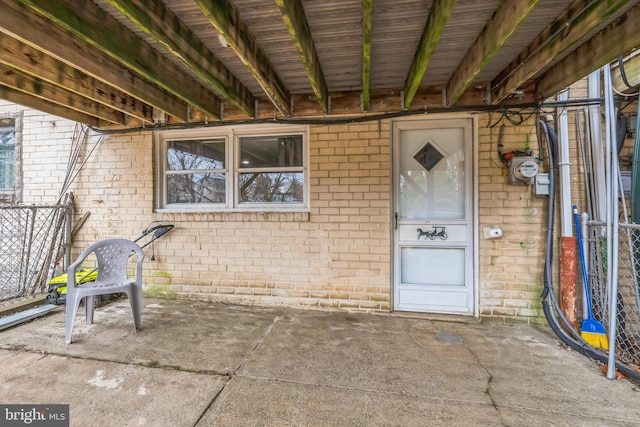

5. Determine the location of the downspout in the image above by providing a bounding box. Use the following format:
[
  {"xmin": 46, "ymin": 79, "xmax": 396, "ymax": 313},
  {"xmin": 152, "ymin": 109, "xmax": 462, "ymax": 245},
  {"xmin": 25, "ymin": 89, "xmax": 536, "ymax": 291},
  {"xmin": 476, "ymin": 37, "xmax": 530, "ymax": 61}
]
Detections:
[
  {"xmin": 557, "ymin": 90, "xmax": 577, "ymax": 326},
  {"xmin": 604, "ymin": 64, "xmax": 620, "ymax": 379},
  {"xmin": 589, "ymin": 70, "xmax": 607, "ymax": 223},
  {"xmin": 586, "ymin": 70, "xmax": 606, "ymax": 321}
]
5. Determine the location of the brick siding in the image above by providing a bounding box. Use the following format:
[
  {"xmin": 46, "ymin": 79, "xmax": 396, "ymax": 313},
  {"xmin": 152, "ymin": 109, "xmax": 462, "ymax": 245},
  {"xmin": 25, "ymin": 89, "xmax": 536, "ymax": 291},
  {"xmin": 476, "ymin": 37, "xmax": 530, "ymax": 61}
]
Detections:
[{"xmin": 1, "ymin": 91, "xmax": 597, "ymax": 323}]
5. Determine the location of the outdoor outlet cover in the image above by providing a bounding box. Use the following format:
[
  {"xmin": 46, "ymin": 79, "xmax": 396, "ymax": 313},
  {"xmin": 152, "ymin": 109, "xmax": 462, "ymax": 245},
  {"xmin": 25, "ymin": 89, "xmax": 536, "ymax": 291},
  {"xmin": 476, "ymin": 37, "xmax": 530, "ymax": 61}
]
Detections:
[{"xmin": 483, "ymin": 225, "xmax": 502, "ymax": 239}]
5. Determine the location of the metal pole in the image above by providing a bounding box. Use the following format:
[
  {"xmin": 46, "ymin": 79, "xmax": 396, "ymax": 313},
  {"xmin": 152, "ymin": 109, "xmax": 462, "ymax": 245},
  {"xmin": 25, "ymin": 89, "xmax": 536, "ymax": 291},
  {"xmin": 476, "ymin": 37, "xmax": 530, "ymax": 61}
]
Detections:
[
  {"xmin": 581, "ymin": 212, "xmax": 590, "ymax": 319},
  {"xmin": 21, "ymin": 207, "xmax": 36, "ymax": 296},
  {"xmin": 64, "ymin": 194, "xmax": 73, "ymax": 270},
  {"xmin": 604, "ymin": 64, "xmax": 620, "ymax": 379},
  {"xmin": 589, "ymin": 71, "xmax": 606, "ymax": 223}
]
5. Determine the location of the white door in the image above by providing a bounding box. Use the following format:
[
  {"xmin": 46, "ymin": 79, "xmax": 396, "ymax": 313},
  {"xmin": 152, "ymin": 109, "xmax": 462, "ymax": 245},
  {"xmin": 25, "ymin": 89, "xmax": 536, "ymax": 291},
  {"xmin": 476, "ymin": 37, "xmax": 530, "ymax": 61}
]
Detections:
[{"xmin": 393, "ymin": 118, "xmax": 474, "ymax": 314}]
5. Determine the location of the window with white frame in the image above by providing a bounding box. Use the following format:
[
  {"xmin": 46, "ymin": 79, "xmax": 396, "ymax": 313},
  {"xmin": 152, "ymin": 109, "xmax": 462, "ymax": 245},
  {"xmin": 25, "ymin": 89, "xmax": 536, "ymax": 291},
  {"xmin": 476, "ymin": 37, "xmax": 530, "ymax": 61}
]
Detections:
[
  {"xmin": 0, "ymin": 115, "xmax": 19, "ymax": 201},
  {"xmin": 156, "ymin": 126, "xmax": 308, "ymax": 211}
]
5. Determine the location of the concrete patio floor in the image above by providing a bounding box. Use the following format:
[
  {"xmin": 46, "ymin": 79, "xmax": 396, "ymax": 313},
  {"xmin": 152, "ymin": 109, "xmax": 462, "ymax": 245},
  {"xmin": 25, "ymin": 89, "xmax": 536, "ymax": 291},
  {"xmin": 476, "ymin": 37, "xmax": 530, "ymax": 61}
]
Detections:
[{"xmin": 0, "ymin": 297, "xmax": 639, "ymax": 426}]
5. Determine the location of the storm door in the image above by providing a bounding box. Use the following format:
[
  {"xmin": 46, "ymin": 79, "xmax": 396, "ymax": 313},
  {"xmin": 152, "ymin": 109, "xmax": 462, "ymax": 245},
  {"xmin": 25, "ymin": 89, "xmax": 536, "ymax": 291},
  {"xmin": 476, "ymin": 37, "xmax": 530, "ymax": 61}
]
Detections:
[{"xmin": 392, "ymin": 118, "xmax": 474, "ymax": 314}]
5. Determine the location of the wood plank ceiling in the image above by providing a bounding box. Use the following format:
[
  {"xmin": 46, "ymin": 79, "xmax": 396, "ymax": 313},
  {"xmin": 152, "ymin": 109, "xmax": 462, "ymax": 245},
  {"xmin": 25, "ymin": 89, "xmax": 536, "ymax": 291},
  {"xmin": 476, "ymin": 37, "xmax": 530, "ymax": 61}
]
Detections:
[{"xmin": 0, "ymin": 0, "xmax": 638, "ymax": 129}]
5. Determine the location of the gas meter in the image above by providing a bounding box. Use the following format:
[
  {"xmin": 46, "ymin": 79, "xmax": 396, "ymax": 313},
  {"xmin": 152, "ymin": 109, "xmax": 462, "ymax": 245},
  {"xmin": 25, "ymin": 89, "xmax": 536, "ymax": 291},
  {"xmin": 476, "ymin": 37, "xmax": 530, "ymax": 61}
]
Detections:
[{"xmin": 508, "ymin": 156, "xmax": 539, "ymax": 185}]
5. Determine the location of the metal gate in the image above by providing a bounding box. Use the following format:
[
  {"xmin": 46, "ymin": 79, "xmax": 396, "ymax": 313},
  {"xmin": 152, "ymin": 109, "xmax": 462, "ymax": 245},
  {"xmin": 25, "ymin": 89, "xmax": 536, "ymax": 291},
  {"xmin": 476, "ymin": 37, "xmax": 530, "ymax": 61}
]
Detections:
[{"xmin": 0, "ymin": 200, "xmax": 70, "ymax": 301}]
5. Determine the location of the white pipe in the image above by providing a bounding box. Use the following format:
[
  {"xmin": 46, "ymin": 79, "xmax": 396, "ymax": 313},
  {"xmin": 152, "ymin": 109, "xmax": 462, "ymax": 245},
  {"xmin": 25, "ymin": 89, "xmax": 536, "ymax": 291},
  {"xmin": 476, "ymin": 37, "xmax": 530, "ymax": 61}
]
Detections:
[
  {"xmin": 589, "ymin": 71, "xmax": 607, "ymax": 223},
  {"xmin": 604, "ymin": 64, "xmax": 619, "ymax": 379},
  {"xmin": 557, "ymin": 90, "xmax": 573, "ymax": 236}
]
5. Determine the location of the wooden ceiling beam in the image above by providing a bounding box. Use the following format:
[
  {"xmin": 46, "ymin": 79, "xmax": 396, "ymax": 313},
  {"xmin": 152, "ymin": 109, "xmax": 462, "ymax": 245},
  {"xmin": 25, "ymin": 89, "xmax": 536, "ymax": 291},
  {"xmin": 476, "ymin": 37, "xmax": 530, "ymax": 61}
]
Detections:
[
  {"xmin": 361, "ymin": 0, "xmax": 373, "ymax": 112},
  {"xmin": 492, "ymin": 0, "xmax": 629, "ymax": 104},
  {"xmin": 107, "ymin": 0, "xmax": 256, "ymax": 117},
  {"xmin": 18, "ymin": 0, "xmax": 222, "ymax": 119},
  {"xmin": 536, "ymin": 4, "xmax": 640, "ymax": 100},
  {"xmin": 193, "ymin": 0, "xmax": 290, "ymax": 116},
  {"xmin": 276, "ymin": 0, "xmax": 329, "ymax": 114},
  {"xmin": 0, "ymin": 0, "xmax": 189, "ymax": 121},
  {"xmin": 0, "ymin": 84, "xmax": 100, "ymax": 126},
  {"xmin": 612, "ymin": 50, "xmax": 640, "ymax": 93},
  {"xmin": 0, "ymin": 63, "xmax": 125, "ymax": 124},
  {"xmin": 446, "ymin": 0, "xmax": 540, "ymax": 106},
  {"xmin": 403, "ymin": 0, "xmax": 456, "ymax": 109},
  {"xmin": 212, "ymin": 84, "xmax": 531, "ymax": 123},
  {"xmin": 0, "ymin": 32, "xmax": 153, "ymax": 123}
]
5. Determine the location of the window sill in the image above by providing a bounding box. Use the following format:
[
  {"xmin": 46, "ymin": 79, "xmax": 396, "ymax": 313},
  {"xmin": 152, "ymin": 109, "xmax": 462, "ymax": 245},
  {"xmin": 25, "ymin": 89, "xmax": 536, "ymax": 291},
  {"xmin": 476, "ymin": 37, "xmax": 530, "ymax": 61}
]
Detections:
[{"xmin": 153, "ymin": 209, "xmax": 310, "ymax": 222}]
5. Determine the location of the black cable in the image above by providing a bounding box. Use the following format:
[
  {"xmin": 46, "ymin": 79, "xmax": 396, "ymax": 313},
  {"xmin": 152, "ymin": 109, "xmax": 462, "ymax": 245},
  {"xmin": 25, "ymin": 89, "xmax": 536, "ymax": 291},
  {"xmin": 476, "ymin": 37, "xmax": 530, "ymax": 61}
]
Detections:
[
  {"xmin": 618, "ymin": 56, "xmax": 633, "ymax": 89},
  {"xmin": 90, "ymin": 97, "xmax": 605, "ymax": 135},
  {"xmin": 539, "ymin": 119, "xmax": 640, "ymax": 381}
]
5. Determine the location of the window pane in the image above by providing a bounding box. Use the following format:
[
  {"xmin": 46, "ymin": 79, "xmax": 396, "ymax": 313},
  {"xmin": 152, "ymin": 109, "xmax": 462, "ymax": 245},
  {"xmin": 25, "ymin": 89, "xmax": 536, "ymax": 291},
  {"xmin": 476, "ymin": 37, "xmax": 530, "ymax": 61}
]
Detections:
[
  {"xmin": 167, "ymin": 173, "xmax": 225, "ymax": 204},
  {"xmin": 167, "ymin": 139, "xmax": 224, "ymax": 171},
  {"xmin": 0, "ymin": 125, "xmax": 16, "ymax": 191},
  {"xmin": 401, "ymin": 247, "xmax": 465, "ymax": 286},
  {"xmin": 240, "ymin": 135, "xmax": 303, "ymax": 168},
  {"xmin": 239, "ymin": 172, "xmax": 304, "ymax": 203}
]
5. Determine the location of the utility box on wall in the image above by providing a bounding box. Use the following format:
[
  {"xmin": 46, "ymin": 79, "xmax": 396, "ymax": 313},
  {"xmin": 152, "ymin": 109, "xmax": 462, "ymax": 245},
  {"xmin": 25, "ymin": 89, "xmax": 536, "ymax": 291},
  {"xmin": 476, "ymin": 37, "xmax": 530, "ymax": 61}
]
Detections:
[
  {"xmin": 534, "ymin": 173, "xmax": 550, "ymax": 197},
  {"xmin": 508, "ymin": 156, "xmax": 539, "ymax": 185}
]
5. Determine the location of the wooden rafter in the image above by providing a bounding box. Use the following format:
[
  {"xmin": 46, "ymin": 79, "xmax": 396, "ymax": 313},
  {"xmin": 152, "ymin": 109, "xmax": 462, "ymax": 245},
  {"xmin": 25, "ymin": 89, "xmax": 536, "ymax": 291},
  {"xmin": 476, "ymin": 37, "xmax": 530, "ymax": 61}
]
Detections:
[
  {"xmin": 0, "ymin": 84, "xmax": 100, "ymax": 126},
  {"xmin": 446, "ymin": 0, "xmax": 540, "ymax": 106},
  {"xmin": 0, "ymin": 0, "xmax": 189, "ymax": 122},
  {"xmin": 403, "ymin": 0, "xmax": 455, "ymax": 109},
  {"xmin": 18, "ymin": 0, "xmax": 222, "ymax": 119},
  {"xmin": 362, "ymin": 0, "xmax": 373, "ymax": 112},
  {"xmin": 492, "ymin": 0, "xmax": 629, "ymax": 104},
  {"xmin": 276, "ymin": 0, "xmax": 329, "ymax": 114},
  {"xmin": 0, "ymin": 32, "xmax": 153, "ymax": 123},
  {"xmin": 0, "ymin": 64, "xmax": 125, "ymax": 124},
  {"xmin": 536, "ymin": 3, "xmax": 640, "ymax": 100},
  {"xmin": 193, "ymin": 0, "xmax": 290, "ymax": 116},
  {"xmin": 107, "ymin": 0, "xmax": 256, "ymax": 117}
]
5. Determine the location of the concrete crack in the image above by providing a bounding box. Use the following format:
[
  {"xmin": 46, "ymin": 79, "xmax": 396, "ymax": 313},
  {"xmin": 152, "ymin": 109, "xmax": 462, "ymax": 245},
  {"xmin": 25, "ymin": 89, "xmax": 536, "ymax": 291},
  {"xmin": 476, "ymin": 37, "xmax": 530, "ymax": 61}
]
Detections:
[{"xmin": 465, "ymin": 344, "xmax": 507, "ymax": 427}]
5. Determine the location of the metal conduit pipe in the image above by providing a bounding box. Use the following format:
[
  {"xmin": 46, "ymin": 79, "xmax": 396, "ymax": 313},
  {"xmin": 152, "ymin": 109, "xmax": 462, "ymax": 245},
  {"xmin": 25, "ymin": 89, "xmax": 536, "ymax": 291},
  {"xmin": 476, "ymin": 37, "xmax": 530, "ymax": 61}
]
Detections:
[{"xmin": 539, "ymin": 118, "xmax": 640, "ymax": 381}]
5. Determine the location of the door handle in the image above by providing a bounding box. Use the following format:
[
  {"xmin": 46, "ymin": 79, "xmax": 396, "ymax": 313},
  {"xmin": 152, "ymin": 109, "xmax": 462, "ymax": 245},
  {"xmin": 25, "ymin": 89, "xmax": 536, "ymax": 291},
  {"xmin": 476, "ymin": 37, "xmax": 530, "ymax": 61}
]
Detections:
[{"xmin": 394, "ymin": 212, "xmax": 398, "ymax": 230}]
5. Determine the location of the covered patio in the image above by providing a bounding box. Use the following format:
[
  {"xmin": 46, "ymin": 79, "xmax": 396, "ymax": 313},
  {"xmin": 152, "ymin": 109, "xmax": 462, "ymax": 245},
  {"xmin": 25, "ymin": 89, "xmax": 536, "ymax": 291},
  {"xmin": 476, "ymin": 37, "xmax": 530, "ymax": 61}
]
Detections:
[{"xmin": 0, "ymin": 297, "xmax": 639, "ymax": 425}]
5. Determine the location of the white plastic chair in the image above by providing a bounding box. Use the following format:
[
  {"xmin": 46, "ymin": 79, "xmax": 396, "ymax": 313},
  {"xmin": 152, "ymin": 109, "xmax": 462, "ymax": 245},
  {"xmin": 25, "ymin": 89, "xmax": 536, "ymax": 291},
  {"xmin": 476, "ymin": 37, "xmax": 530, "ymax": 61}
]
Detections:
[{"xmin": 65, "ymin": 238, "xmax": 144, "ymax": 344}]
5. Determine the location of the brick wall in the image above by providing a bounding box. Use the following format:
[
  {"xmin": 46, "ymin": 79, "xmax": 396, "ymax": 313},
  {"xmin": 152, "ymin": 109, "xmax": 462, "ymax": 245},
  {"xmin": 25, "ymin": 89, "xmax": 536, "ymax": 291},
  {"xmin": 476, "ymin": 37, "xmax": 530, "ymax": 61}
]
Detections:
[
  {"xmin": 44, "ymin": 121, "xmax": 394, "ymax": 312},
  {"xmin": 3, "ymin": 96, "xmax": 598, "ymax": 323},
  {"xmin": 477, "ymin": 114, "xmax": 549, "ymax": 323}
]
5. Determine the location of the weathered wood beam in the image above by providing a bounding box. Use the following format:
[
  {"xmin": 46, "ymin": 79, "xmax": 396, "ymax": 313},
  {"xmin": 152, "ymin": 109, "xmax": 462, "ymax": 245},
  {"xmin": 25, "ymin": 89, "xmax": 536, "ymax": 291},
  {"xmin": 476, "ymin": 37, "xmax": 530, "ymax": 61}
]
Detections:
[
  {"xmin": 361, "ymin": 0, "xmax": 373, "ymax": 112},
  {"xmin": 0, "ymin": 63, "xmax": 125, "ymax": 124},
  {"xmin": 612, "ymin": 51, "xmax": 640, "ymax": 93},
  {"xmin": 446, "ymin": 0, "xmax": 540, "ymax": 106},
  {"xmin": 18, "ymin": 0, "xmax": 222, "ymax": 119},
  {"xmin": 536, "ymin": 4, "xmax": 640, "ymax": 100},
  {"xmin": 193, "ymin": 0, "xmax": 290, "ymax": 116},
  {"xmin": 0, "ymin": 86, "xmax": 103, "ymax": 127},
  {"xmin": 212, "ymin": 84, "xmax": 526, "ymax": 123},
  {"xmin": 492, "ymin": 0, "xmax": 629, "ymax": 103},
  {"xmin": 0, "ymin": 32, "xmax": 153, "ymax": 123},
  {"xmin": 0, "ymin": 0, "xmax": 189, "ymax": 122},
  {"xmin": 276, "ymin": 0, "xmax": 329, "ymax": 114},
  {"xmin": 107, "ymin": 0, "xmax": 256, "ymax": 117},
  {"xmin": 403, "ymin": 0, "xmax": 455, "ymax": 109},
  {"xmin": 0, "ymin": 85, "xmax": 94, "ymax": 127}
]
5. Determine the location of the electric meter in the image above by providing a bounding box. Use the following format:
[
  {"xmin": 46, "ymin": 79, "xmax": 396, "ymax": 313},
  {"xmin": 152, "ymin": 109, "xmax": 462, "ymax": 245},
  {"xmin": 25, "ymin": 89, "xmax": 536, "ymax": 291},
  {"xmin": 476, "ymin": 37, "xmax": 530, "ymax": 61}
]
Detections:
[{"xmin": 508, "ymin": 156, "xmax": 539, "ymax": 185}]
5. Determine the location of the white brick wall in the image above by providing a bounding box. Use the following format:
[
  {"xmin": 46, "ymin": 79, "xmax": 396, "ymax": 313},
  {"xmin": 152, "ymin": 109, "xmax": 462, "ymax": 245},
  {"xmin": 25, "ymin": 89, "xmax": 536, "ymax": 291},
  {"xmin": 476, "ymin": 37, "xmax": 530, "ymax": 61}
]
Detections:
[{"xmin": 3, "ymin": 90, "xmax": 599, "ymax": 323}]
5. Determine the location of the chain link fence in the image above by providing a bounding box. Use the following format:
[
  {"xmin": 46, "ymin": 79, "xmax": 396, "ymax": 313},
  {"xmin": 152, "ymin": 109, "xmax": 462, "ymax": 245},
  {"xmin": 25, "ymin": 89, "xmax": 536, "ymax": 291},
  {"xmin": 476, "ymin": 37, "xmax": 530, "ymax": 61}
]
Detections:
[
  {"xmin": 587, "ymin": 221, "xmax": 640, "ymax": 371},
  {"xmin": 0, "ymin": 203, "xmax": 70, "ymax": 301}
]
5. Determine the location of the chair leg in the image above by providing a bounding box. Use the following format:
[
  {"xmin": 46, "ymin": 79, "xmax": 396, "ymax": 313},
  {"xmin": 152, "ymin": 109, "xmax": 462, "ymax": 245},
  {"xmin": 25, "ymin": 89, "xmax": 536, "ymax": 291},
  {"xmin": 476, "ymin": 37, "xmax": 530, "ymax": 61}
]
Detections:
[
  {"xmin": 65, "ymin": 294, "xmax": 81, "ymax": 344},
  {"xmin": 128, "ymin": 287, "xmax": 142, "ymax": 332},
  {"xmin": 85, "ymin": 296, "xmax": 95, "ymax": 325}
]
